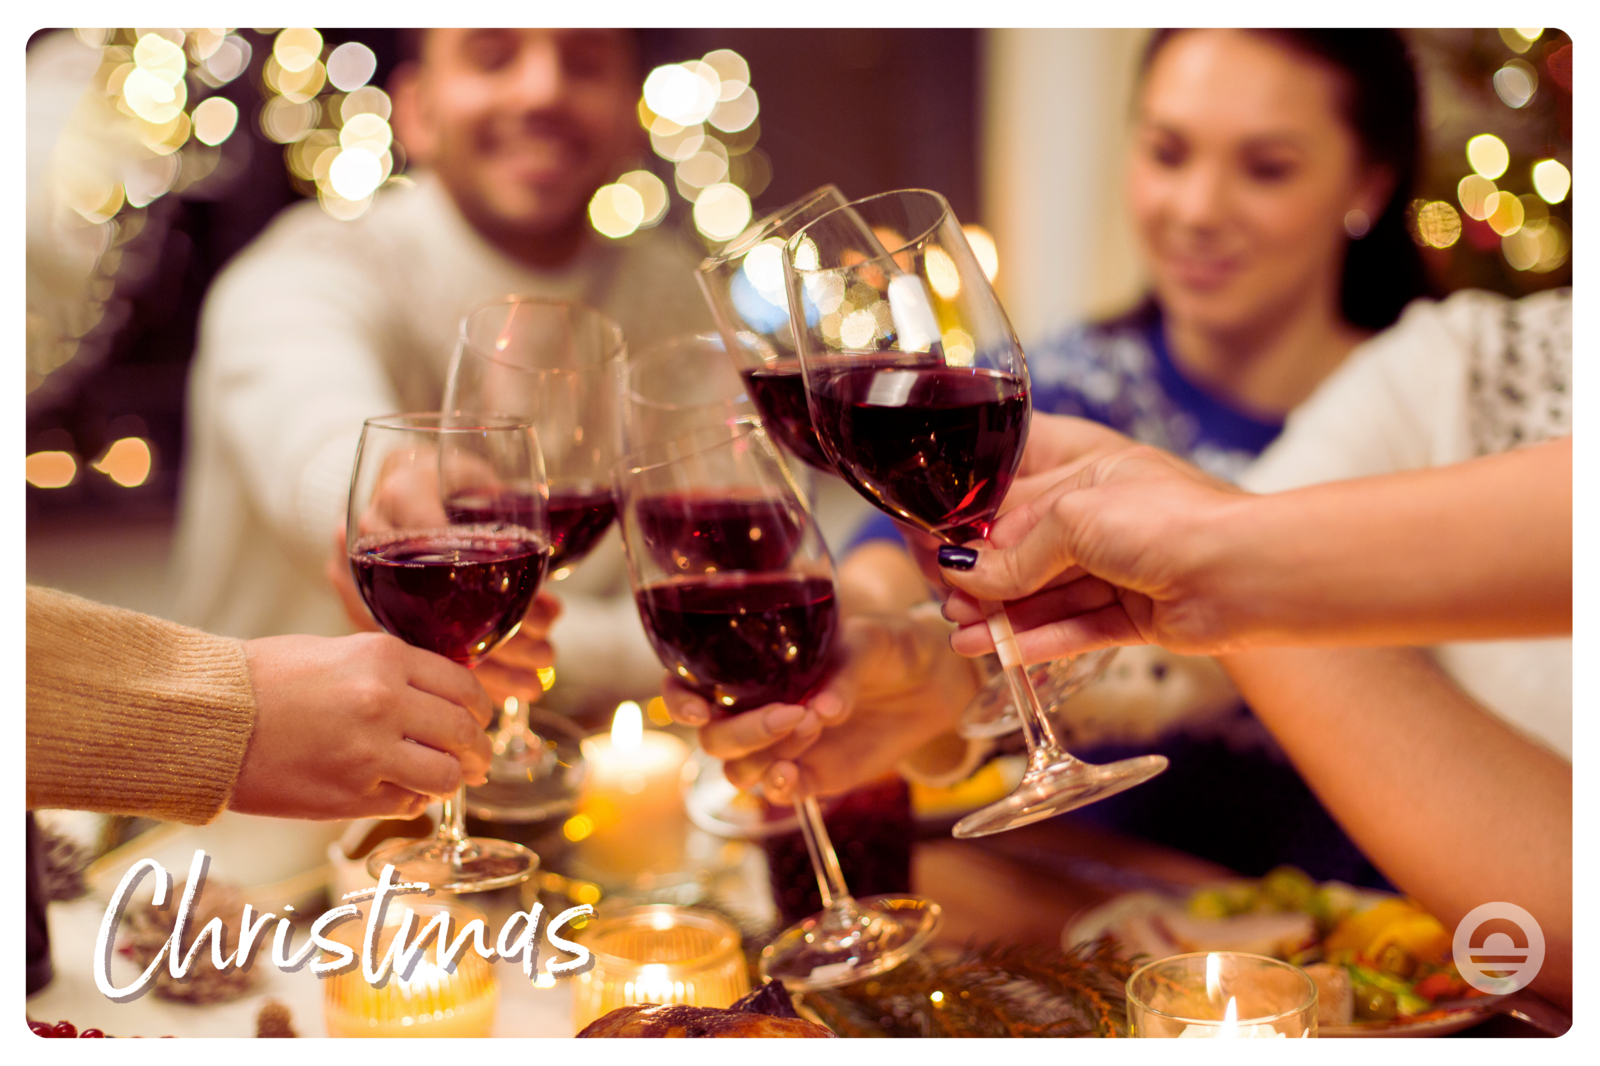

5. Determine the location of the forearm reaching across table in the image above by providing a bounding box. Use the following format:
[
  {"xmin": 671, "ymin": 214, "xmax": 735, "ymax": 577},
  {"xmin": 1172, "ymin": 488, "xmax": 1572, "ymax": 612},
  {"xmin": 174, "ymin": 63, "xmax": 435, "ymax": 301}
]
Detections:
[{"xmin": 942, "ymin": 425, "xmax": 1571, "ymax": 659}]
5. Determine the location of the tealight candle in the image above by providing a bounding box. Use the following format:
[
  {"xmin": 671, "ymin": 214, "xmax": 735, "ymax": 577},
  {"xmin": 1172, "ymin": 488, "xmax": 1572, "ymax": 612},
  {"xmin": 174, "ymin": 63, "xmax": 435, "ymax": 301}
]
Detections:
[
  {"xmin": 573, "ymin": 702, "xmax": 691, "ymax": 885},
  {"xmin": 1126, "ymin": 952, "xmax": 1317, "ymax": 1038}
]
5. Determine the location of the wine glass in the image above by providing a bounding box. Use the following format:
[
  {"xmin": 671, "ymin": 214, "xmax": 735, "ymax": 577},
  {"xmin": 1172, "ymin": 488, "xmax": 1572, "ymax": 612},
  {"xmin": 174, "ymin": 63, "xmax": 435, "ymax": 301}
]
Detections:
[
  {"xmin": 348, "ymin": 413, "xmax": 550, "ymax": 892},
  {"xmin": 445, "ymin": 295, "xmax": 625, "ymax": 821},
  {"xmin": 696, "ymin": 184, "xmax": 850, "ymax": 472},
  {"xmin": 621, "ymin": 332, "xmax": 757, "ymax": 453},
  {"xmin": 615, "ymin": 420, "xmax": 941, "ymax": 989},
  {"xmin": 782, "ymin": 189, "xmax": 1168, "ymax": 839}
]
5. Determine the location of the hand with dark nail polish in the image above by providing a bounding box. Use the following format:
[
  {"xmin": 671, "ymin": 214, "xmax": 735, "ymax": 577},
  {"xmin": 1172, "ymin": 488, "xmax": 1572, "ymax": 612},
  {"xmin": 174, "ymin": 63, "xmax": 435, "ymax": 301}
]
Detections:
[{"xmin": 938, "ymin": 545, "xmax": 978, "ymax": 571}]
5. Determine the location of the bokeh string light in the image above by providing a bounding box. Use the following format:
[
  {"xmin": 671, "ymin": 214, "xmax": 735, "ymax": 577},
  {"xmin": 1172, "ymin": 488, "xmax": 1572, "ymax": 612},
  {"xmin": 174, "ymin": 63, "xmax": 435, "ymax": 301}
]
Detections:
[
  {"xmin": 588, "ymin": 47, "xmax": 769, "ymax": 244},
  {"xmin": 1409, "ymin": 29, "xmax": 1571, "ymax": 278}
]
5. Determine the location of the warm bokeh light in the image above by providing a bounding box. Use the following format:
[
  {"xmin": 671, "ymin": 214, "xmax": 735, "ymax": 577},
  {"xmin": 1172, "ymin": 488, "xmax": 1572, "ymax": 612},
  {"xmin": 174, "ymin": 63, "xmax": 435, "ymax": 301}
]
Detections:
[
  {"xmin": 693, "ymin": 183, "xmax": 752, "ymax": 241},
  {"xmin": 260, "ymin": 96, "xmax": 320, "ymax": 143},
  {"xmin": 1484, "ymin": 190, "xmax": 1525, "ymax": 236},
  {"xmin": 326, "ymin": 41, "xmax": 377, "ymax": 91},
  {"xmin": 617, "ymin": 170, "xmax": 669, "ymax": 227},
  {"xmin": 677, "ymin": 148, "xmax": 729, "ymax": 189},
  {"xmin": 328, "ymin": 147, "xmax": 384, "ymax": 200},
  {"xmin": 26, "ymin": 452, "xmax": 78, "ymax": 489},
  {"xmin": 925, "ymin": 247, "xmax": 962, "ymax": 299},
  {"xmin": 1457, "ymin": 174, "xmax": 1498, "ymax": 220},
  {"xmin": 123, "ymin": 62, "xmax": 188, "ymax": 124},
  {"xmin": 942, "ymin": 327, "xmax": 976, "ymax": 366},
  {"xmin": 340, "ymin": 111, "xmax": 392, "ymax": 154},
  {"xmin": 318, "ymin": 186, "xmax": 373, "ymax": 221},
  {"xmin": 1415, "ymin": 201, "xmax": 1462, "ymax": 248},
  {"xmin": 563, "ymin": 814, "xmax": 595, "ymax": 842},
  {"xmin": 341, "ymin": 85, "xmax": 392, "ymax": 123},
  {"xmin": 644, "ymin": 63, "xmax": 719, "ymax": 126},
  {"xmin": 191, "ymin": 96, "xmax": 238, "ymax": 145},
  {"xmin": 273, "ymin": 28, "xmax": 323, "ymax": 73},
  {"xmin": 588, "ymin": 182, "xmax": 646, "ymax": 239},
  {"xmin": 701, "ymin": 49, "xmax": 750, "ymax": 98},
  {"xmin": 1497, "ymin": 28, "xmax": 1533, "ymax": 54},
  {"xmin": 1501, "ymin": 216, "xmax": 1565, "ymax": 272},
  {"xmin": 197, "ymin": 34, "xmax": 250, "ymax": 85},
  {"xmin": 1493, "ymin": 60, "xmax": 1537, "ymax": 108},
  {"xmin": 93, "ymin": 437, "xmax": 152, "ymax": 487},
  {"xmin": 650, "ymin": 121, "xmax": 705, "ymax": 163},
  {"xmin": 962, "ymin": 225, "xmax": 1000, "ymax": 282},
  {"xmin": 1531, "ymin": 159, "xmax": 1571, "ymax": 204},
  {"xmin": 133, "ymin": 32, "xmax": 186, "ymax": 86},
  {"xmin": 1466, "ymin": 134, "xmax": 1510, "ymax": 180},
  {"xmin": 1514, "ymin": 28, "xmax": 1544, "ymax": 42},
  {"xmin": 709, "ymin": 86, "xmax": 759, "ymax": 134}
]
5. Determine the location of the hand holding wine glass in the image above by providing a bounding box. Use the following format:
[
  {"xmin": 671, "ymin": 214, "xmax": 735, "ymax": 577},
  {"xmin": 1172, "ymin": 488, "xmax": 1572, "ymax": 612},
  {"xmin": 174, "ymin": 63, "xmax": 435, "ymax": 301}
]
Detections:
[
  {"xmin": 783, "ymin": 189, "xmax": 1166, "ymax": 838},
  {"xmin": 348, "ymin": 413, "xmax": 552, "ymax": 893},
  {"xmin": 617, "ymin": 421, "xmax": 940, "ymax": 990},
  {"xmin": 444, "ymin": 296, "xmax": 627, "ymax": 819}
]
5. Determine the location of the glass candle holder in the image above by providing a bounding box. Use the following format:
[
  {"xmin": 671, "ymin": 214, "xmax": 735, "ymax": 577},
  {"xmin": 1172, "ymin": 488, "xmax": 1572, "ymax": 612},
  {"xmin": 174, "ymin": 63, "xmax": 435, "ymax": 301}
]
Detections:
[
  {"xmin": 570, "ymin": 905, "xmax": 749, "ymax": 1032},
  {"xmin": 1127, "ymin": 952, "xmax": 1318, "ymax": 1038},
  {"xmin": 323, "ymin": 898, "xmax": 498, "ymax": 1038}
]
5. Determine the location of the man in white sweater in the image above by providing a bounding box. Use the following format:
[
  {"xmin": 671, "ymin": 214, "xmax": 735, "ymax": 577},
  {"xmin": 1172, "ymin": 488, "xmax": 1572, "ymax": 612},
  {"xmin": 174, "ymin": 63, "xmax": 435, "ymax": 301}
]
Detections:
[{"xmin": 171, "ymin": 29, "xmax": 711, "ymax": 704}]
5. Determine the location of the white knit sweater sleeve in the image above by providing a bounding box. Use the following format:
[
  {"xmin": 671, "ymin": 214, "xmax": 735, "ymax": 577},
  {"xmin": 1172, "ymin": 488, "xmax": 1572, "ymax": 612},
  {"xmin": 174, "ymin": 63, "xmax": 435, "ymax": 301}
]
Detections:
[{"xmin": 189, "ymin": 206, "xmax": 400, "ymax": 571}]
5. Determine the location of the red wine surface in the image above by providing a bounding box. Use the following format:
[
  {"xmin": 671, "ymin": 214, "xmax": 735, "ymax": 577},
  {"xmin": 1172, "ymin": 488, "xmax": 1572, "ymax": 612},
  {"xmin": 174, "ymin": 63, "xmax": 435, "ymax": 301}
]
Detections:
[
  {"xmin": 350, "ymin": 529, "xmax": 549, "ymax": 665},
  {"xmin": 810, "ymin": 362, "xmax": 1029, "ymax": 543},
  {"xmin": 741, "ymin": 365, "xmax": 833, "ymax": 472},
  {"xmin": 635, "ymin": 574, "xmax": 838, "ymax": 715},
  {"xmin": 546, "ymin": 487, "xmax": 616, "ymax": 570},
  {"xmin": 447, "ymin": 486, "xmax": 615, "ymax": 571},
  {"xmin": 635, "ymin": 491, "xmax": 805, "ymax": 575}
]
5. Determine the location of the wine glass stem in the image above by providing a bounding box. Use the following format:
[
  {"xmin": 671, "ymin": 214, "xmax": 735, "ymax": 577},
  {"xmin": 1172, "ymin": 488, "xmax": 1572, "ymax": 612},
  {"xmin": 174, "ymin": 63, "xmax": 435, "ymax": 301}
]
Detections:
[
  {"xmin": 980, "ymin": 599, "xmax": 1080, "ymax": 773},
  {"xmin": 795, "ymin": 793, "xmax": 852, "ymax": 909},
  {"xmin": 440, "ymin": 786, "xmax": 467, "ymax": 846}
]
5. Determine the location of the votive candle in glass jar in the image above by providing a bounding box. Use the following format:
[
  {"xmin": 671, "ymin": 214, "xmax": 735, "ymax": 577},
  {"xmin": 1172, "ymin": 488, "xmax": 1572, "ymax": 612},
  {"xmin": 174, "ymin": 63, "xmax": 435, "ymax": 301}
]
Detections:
[
  {"xmin": 1126, "ymin": 951, "xmax": 1318, "ymax": 1038},
  {"xmin": 323, "ymin": 898, "xmax": 498, "ymax": 1038},
  {"xmin": 570, "ymin": 905, "xmax": 748, "ymax": 1032}
]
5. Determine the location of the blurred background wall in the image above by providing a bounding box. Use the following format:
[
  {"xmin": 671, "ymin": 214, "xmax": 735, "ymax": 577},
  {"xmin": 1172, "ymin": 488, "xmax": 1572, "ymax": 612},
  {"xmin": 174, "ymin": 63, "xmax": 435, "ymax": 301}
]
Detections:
[{"xmin": 24, "ymin": 27, "xmax": 1573, "ymax": 617}]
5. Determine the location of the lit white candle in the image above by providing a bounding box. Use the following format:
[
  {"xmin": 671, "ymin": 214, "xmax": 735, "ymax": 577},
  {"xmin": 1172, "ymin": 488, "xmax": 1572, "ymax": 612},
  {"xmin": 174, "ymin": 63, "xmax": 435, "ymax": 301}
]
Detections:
[
  {"xmin": 1177, "ymin": 997, "xmax": 1286, "ymax": 1039},
  {"xmin": 574, "ymin": 702, "xmax": 690, "ymax": 883}
]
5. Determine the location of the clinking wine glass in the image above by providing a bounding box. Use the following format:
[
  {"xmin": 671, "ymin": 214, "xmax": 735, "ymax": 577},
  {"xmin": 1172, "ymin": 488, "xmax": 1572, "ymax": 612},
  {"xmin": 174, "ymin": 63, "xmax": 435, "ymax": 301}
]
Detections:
[
  {"xmin": 445, "ymin": 296, "xmax": 627, "ymax": 821},
  {"xmin": 621, "ymin": 332, "xmax": 758, "ymax": 453},
  {"xmin": 782, "ymin": 188, "xmax": 1167, "ymax": 839},
  {"xmin": 695, "ymin": 184, "xmax": 850, "ymax": 473},
  {"xmin": 348, "ymin": 413, "xmax": 550, "ymax": 892},
  {"xmin": 615, "ymin": 421, "xmax": 940, "ymax": 990}
]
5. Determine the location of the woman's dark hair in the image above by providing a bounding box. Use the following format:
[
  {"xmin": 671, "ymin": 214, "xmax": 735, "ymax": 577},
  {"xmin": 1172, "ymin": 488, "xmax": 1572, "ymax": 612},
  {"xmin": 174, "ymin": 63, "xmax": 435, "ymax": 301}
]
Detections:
[{"xmin": 1141, "ymin": 29, "xmax": 1431, "ymax": 331}]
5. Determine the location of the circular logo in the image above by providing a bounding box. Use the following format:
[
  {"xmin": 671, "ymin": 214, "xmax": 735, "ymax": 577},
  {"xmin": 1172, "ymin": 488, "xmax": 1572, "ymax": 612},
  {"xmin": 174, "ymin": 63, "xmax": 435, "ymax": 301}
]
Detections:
[{"xmin": 1452, "ymin": 902, "xmax": 1545, "ymax": 995}]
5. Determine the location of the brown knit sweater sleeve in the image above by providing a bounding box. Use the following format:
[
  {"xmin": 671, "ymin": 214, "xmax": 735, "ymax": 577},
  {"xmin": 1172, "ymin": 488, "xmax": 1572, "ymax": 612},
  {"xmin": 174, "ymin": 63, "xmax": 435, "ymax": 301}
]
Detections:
[{"xmin": 26, "ymin": 586, "xmax": 258, "ymax": 825}]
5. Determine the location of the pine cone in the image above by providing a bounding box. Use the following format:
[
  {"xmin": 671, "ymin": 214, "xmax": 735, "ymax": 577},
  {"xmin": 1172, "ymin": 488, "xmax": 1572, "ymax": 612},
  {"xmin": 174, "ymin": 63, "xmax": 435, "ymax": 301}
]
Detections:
[{"xmin": 120, "ymin": 879, "xmax": 262, "ymax": 1004}]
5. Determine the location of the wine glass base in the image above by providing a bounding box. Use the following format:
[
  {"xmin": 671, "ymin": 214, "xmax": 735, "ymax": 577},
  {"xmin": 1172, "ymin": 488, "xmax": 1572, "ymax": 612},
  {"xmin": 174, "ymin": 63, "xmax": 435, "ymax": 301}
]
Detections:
[
  {"xmin": 365, "ymin": 835, "xmax": 539, "ymax": 894},
  {"xmin": 959, "ymin": 648, "xmax": 1119, "ymax": 740},
  {"xmin": 952, "ymin": 754, "xmax": 1168, "ymax": 839},
  {"xmin": 758, "ymin": 894, "xmax": 940, "ymax": 991},
  {"xmin": 466, "ymin": 710, "xmax": 588, "ymax": 823}
]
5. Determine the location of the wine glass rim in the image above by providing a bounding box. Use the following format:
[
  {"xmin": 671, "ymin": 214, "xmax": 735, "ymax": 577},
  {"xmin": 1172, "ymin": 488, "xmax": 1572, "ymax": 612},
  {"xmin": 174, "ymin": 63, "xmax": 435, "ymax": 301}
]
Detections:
[
  {"xmin": 784, "ymin": 188, "xmax": 953, "ymax": 274},
  {"xmin": 362, "ymin": 412, "xmax": 538, "ymax": 433},
  {"xmin": 457, "ymin": 294, "xmax": 625, "ymax": 367},
  {"xmin": 698, "ymin": 183, "xmax": 848, "ymax": 270},
  {"xmin": 1124, "ymin": 951, "xmax": 1319, "ymax": 1026}
]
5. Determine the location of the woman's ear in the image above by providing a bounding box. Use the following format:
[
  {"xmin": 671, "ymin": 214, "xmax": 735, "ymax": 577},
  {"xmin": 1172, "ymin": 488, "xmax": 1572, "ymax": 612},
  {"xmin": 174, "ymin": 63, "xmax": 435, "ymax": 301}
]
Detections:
[{"xmin": 387, "ymin": 61, "xmax": 434, "ymax": 166}]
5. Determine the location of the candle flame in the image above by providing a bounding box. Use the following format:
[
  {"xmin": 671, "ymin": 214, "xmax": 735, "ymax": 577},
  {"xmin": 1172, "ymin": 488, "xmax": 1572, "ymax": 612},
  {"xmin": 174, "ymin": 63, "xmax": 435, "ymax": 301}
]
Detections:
[
  {"xmin": 1205, "ymin": 951, "xmax": 1222, "ymax": 1003},
  {"xmin": 1219, "ymin": 996, "xmax": 1239, "ymax": 1038},
  {"xmin": 611, "ymin": 700, "xmax": 643, "ymax": 751}
]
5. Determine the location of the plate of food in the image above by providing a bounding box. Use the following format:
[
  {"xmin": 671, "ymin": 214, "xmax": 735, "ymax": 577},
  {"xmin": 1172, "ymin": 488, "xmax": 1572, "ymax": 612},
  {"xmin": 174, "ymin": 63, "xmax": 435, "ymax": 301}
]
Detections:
[{"xmin": 1065, "ymin": 866, "xmax": 1494, "ymax": 1037}]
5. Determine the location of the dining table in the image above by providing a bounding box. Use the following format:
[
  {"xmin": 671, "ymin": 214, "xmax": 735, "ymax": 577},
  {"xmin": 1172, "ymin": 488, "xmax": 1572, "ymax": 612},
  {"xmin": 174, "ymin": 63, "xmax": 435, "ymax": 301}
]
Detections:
[{"xmin": 26, "ymin": 811, "xmax": 1551, "ymax": 1038}]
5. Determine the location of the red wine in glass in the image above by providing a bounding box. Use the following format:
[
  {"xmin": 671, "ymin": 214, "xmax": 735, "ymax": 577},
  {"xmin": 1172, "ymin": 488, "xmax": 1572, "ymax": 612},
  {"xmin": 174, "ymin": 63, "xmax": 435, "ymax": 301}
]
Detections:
[
  {"xmin": 634, "ymin": 573, "xmax": 838, "ymax": 716},
  {"xmin": 350, "ymin": 530, "xmax": 550, "ymax": 664},
  {"xmin": 810, "ymin": 362, "xmax": 1030, "ymax": 543},
  {"xmin": 741, "ymin": 364, "xmax": 833, "ymax": 472},
  {"xmin": 635, "ymin": 491, "xmax": 806, "ymax": 575},
  {"xmin": 447, "ymin": 486, "xmax": 616, "ymax": 572}
]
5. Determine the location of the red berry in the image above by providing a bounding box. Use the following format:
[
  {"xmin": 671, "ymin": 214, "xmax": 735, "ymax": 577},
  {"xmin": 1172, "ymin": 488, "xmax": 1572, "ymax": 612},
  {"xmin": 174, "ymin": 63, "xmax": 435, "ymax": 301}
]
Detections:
[
  {"xmin": 28, "ymin": 1020, "xmax": 53, "ymax": 1037},
  {"xmin": 52, "ymin": 1021, "xmax": 77, "ymax": 1038},
  {"xmin": 80, "ymin": 1029, "xmax": 105, "ymax": 1038}
]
